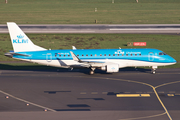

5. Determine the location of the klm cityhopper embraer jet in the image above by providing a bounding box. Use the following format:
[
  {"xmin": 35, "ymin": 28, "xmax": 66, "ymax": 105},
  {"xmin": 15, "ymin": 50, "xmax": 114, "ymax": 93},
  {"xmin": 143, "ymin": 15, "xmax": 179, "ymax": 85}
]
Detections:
[{"xmin": 5, "ymin": 22, "xmax": 176, "ymax": 74}]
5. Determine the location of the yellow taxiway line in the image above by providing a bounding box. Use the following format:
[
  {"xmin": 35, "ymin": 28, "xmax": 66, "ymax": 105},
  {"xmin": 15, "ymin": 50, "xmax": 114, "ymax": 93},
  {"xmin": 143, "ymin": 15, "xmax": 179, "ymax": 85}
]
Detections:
[
  {"xmin": 116, "ymin": 94, "xmax": 150, "ymax": 97},
  {"xmin": 84, "ymin": 76, "xmax": 173, "ymax": 120},
  {"xmin": 167, "ymin": 94, "xmax": 174, "ymax": 97}
]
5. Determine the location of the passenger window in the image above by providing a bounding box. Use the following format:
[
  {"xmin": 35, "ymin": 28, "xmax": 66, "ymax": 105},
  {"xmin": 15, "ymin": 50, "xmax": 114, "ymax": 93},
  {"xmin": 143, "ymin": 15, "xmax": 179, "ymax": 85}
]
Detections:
[
  {"xmin": 90, "ymin": 54, "xmax": 92, "ymax": 56},
  {"xmin": 109, "ymin": 54, "xmax": 111, "ymax": 56},
  {"xmin": 126, "ymin": 54, "xmax": 128, "ymax": 56},
  {"xmin": 113, "ymin": 54, "xmax": 115, "ymax": 56},
  {"xmin": 118, "ymin": 54, "xmax": 119, "ymax": 56},
  {"xmin": 64, "ymin": 55, "xmax": 65, "ymax": 57},
  {"xmin": 104, "ymin": 54, "xmax": 106, "ymax": 56},
  {"xmin": 82, "ymin": 55, "xmax": 84, "ymax": 56},
  {"xmin": 100, "ymin": 54, "xmax": 102, "ymax": 56},
  {"xmin": 86, "ymin": 54, "xmax": 88, "ymax": 56},
  {"xmin": 122, "ymin": 54, "xmax": 124, "ymax": 56},
  {"xmin": 135, "ymin": 54, "xmax": 137, "ymax": 56},
  {"xmin": 59, "ymin": 55, "xmax": 61, "ymax": 57},
  {"xmin": 77, "ymin": 55, "xmax": 79, "ymax": 56},
  {"xmin": 131, "ymin": 54, "xmax": 132, "ymax": 56},
  {"xmin": 68, "ymin": 55, "xmax": 70, "ymax": 57},
  {"xmin": 139, "ymin": 54, "xmax": 141, "ymax": 56}
]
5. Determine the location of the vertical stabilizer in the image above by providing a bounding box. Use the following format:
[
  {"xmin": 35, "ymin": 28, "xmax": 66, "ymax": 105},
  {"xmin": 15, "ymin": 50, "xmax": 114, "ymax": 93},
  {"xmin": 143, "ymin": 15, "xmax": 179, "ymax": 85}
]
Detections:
[{"xmin": 7, "ymin": 22, "xmax": 46, "ymax": 52}]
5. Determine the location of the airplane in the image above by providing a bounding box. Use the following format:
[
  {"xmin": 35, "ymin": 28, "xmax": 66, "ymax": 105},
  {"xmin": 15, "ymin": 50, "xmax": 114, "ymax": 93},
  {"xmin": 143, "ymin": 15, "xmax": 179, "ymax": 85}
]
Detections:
[{"xmin": 5, "ymin": 22, "xmax": 176, "ymax": 75}]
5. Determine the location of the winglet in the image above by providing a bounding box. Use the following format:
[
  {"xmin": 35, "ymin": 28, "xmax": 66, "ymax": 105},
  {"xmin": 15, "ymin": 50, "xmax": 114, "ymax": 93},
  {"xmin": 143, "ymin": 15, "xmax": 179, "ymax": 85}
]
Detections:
[
  {"xmin": 72, "ymin": 46, "xmax": 77, "ymax": 50},
  {"xmin": 70, "ymin": 51, "xmax": 81, "ymax": 62}
]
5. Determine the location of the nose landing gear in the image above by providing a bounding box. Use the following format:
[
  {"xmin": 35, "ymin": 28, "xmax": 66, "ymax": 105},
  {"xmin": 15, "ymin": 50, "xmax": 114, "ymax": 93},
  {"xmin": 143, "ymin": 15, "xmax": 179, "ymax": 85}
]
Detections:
[{"xmin": 151, "ymin": 66, "xmax": 157, "ymax": 74}]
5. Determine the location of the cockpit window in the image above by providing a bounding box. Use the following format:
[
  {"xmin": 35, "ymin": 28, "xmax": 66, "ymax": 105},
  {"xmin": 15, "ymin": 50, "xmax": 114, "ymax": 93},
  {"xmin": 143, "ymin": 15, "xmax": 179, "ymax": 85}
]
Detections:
[
  {"xmin": 159, "ymin": 52, "xmax": 163, "ymax": 55},
  {"xmin": 159, "ymin": 52, "xmax": 167, "ymax": 55},
  {"xmin": 163, "ymin": 52, "xmax": 167, "ymax": 55}
]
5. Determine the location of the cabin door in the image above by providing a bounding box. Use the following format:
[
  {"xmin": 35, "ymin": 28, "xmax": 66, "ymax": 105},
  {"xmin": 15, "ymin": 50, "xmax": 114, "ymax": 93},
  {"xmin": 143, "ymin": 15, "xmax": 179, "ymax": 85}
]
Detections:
[
  {"xmin": 148, "ymin": 52, "xmax": 154, "ymax": 61},
  {"xmin": 46, "ymin": 53, "xmax": 52, "ymax": 62}
]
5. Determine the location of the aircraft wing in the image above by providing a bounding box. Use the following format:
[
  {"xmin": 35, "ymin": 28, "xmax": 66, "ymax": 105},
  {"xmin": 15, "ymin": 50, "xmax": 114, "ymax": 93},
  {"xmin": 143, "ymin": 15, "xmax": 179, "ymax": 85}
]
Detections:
[{"xmin": 70, "ymin": 51, "xmax": 106, "ymax": 67}]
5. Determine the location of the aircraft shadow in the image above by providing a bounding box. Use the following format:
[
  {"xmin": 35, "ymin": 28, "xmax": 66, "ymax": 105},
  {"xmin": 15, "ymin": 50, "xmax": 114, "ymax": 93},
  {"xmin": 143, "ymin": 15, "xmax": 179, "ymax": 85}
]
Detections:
[{"xmin": 0, "ymin": 63, "xmax": 151, "ymax": 75}]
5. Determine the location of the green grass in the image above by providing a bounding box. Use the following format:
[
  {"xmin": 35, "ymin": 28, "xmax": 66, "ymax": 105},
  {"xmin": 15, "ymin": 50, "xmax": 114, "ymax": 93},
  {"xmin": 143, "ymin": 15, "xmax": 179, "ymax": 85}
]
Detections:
[
  {"xmin": 0, "ymin": 33, "xmax": 180, "ymax": 69},
  {"xmin": 0, "ymin": 0, "xmax": 180, "ymax": 24}
]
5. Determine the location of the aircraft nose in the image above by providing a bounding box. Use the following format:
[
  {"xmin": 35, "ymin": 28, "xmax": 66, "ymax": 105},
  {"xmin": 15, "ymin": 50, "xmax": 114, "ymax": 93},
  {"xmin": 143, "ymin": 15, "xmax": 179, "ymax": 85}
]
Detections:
[
  {"xmin": 172, "ymin": 58, "xmax": 177, "ymax": 63},
  {"xmin": 169, "ymin": 57, "xmax": 176, "ymax": 63}
]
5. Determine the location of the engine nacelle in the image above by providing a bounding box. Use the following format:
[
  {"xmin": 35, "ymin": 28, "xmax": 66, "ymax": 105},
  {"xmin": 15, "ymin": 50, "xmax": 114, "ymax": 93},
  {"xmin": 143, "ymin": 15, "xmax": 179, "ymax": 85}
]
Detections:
[{"xmin": 101, "ymin": 64, "xmax": 119, "ymax": 73}]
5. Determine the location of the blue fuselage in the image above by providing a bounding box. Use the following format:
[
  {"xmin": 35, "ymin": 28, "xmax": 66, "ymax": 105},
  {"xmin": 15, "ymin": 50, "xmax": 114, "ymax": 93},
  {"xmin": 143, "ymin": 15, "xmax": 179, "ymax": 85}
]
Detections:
[{"xmin": 14, "ymin": 48, "xmax": 176, "ymax": 64}]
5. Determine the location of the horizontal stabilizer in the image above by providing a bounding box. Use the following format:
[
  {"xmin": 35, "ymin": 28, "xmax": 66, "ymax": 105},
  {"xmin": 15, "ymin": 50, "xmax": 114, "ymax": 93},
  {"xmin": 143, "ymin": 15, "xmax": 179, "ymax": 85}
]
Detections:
[{"xmin": 5, "ymin": 52, "xmax": 30, "ymax": 58}]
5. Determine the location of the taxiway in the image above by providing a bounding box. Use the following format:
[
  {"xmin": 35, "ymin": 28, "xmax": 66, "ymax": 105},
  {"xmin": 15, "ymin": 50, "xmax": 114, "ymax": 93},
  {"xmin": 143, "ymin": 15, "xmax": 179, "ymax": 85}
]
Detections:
[{"xmin": 0, "ymin": 68, "xmax": 179, "ymax": 120}]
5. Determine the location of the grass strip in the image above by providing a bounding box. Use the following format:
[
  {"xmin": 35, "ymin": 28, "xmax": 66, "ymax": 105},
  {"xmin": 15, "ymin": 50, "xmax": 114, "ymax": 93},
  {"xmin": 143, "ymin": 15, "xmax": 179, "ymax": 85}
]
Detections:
[{"xmin": 0, "ymin": 0, "xmax": 180, "ymax": 24}]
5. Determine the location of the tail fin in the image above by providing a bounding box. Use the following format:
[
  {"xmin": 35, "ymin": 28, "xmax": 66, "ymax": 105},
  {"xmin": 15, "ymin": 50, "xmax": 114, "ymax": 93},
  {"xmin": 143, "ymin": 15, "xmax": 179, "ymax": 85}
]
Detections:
[{"xmin": 7, "ymin": 22, "xmax": 46, "ymax": 52}]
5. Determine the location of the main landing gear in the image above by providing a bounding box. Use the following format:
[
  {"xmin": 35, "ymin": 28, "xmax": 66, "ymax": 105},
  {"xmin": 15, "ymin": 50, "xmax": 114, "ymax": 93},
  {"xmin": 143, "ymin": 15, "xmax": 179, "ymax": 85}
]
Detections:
[
  {"xmin": 89, "ymin": 68, "xmax": 96, "ymax": 75},
  {"xmin": 151, "ymin": 66, "xmax": 157, "ymax": 74},
  {"xmin": 151, "ymin": 69, "xmax": 156, "ymax": 74}
]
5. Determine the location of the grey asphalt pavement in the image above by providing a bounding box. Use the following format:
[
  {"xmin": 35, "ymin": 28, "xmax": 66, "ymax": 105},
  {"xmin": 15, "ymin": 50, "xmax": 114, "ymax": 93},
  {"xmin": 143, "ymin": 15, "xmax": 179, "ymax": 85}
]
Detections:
[{"xmin": 0, "ymin": 68, "xmax": 180, "ymax": 120}]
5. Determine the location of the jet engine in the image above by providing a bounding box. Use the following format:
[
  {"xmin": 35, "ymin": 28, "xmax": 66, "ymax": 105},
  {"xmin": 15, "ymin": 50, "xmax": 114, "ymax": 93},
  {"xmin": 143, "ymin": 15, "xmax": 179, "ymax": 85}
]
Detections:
[{"xmin": 101, "ymin": 64, "xmax": 119, "ymax": 73}]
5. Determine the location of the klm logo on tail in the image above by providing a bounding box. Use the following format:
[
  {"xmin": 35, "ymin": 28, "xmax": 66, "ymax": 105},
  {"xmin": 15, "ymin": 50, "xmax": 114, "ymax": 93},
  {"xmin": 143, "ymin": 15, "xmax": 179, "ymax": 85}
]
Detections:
[{"xmin": 13, "ymin": 34, "xmax": 28, "ymax": 43}]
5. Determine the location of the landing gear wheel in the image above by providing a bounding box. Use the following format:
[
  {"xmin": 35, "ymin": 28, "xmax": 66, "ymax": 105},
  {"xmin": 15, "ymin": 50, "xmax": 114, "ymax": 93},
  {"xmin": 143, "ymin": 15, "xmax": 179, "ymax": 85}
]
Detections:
[
  {"xmin": 151, "ymin": 66, "xmax": 157, "ymax": 74},
  {"xmin": 89, "ymin": 70, "xmax": 94, "ymax": 75},
  {"xmin": 151, "ymin": 69, "xmax": 156, "ymax": 74},
  {"xmin": 89, "ymin": 68, "xmax": 96, "ymax": 75}
]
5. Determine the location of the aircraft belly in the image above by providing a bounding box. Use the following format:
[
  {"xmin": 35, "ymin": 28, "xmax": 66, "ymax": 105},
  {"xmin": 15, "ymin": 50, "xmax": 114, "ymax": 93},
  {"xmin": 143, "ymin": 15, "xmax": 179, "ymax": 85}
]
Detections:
[
  {"xmin": 128, "ymin": 60, "xmax": 175, "ymax": 67},
  {"xmin": 30, "ymin": 60, "xmax": 62, "ymax": 67},
  {"xmin": 33, "ymin": 59, "xmax": 175, "ymax": 68},
  {"xmin": 102, "ymin": 59, "xmax": 175, "ymax": 67}
]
